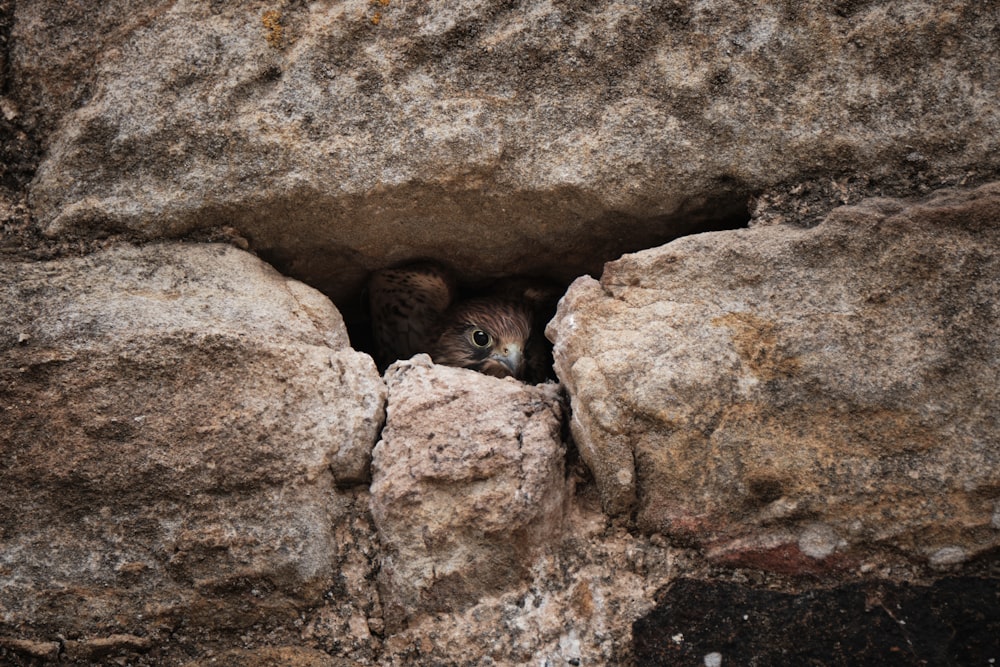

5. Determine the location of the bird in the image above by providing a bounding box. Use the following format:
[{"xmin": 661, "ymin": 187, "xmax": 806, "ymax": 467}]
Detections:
[
  {"xmin": 367, "ymin": 262, "xmax": 558, "ymax": 382},
  {"xmin": 429, "ymin": 297, "xmax": 532, "ymax": 379}
]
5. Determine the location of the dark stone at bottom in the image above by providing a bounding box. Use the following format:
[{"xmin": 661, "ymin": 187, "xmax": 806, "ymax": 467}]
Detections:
[{"xmin": 633, "ymin": 577, "xmax": 1000, "ymax": 666}]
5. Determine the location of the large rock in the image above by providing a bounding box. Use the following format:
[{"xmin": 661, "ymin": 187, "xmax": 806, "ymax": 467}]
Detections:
[
  {"xmin": 370, "ymin": 357, "xmax": 680, "ymax": 664},
  {"xmin": 12, "ymin": 1, "xmax": 999, "ymax": 302},
  {"xmin": 0, "ymin": 243, "xmax": 385, "ymax": 638},
  {"xmin": 547, "ymin": 182, "xmax": 1000, "ymax": 570},
  {"xmin": 369, "ymin": 356, "xmax": 565, "ymax": 631},
  {"xmin": 376, "ymin": 502, "xmax": 681, "ymax": 666}
]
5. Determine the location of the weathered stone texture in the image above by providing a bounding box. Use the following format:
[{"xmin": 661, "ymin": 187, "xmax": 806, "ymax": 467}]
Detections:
[
  {"xmin": 376, "ymin": 513, "xmax": 681, "ymax": 666},
  {"xmin": 181, "ymin": 646, "xmax": 354, "ymax": 667},
  {"xmin": 11, "ymin": 1, "xmax": 999, "ymax": 300},
  {"xmin": 3, "ymin": 0, "xmax": 1000, "ymax": 661},
  {"xmin": 0, "ymin": 243, "xmax": 385, "ymax": 638},
  {"xmin": 361, "ymin": 357, "xmax": 685, "ymax": 665},
  {"xmin": 369, "ymin": 356, "xmax": 565, "ymax": 630},
  {"xmin": 548, "ymin": 182, "xmax": 1000, "ymax": 569}
]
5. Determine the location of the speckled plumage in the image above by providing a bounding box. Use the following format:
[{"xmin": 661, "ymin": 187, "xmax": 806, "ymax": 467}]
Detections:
[
  {"xmin": 368, "ymin": 263, "xmax": 542, "ymax": 381},
  {"xmin": 429, "ymin": 298, "xmax": 532, "ymax": 379},
  {"xmin": 367, "ymin": 262, "xmax": 455, "ymax": 370}
]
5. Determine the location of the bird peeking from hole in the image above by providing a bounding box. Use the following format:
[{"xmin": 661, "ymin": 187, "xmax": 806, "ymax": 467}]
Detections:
[{"xmin": 367, "ymin": 262, "xmax": 560, "ymax": 383}]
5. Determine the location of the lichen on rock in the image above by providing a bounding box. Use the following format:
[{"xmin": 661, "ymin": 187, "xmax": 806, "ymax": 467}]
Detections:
[{"xmin": 547, "ymin": 182, "xmax": 1000, "ymax": 569}]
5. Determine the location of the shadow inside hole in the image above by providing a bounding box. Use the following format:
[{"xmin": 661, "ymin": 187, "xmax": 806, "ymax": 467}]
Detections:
[
  {"xmin": 353, "ymin": 267, "xmax": 566, "ymax": 383},
  {"xmin": 340, "ymin": 200, "xmax": 751, "ymax": 379}
]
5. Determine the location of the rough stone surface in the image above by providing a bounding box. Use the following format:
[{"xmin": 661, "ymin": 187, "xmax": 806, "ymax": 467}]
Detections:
[
  {"xmin": 365, "ymin": 357, "xmax": 690, "ymax": 665},
  {"xmin": 181, "ymin": 646, "xmax": 353, "ymax": 667},
  {"xmin": 4, "ymin": 0, "xmax": 1000, "ymax": 661},
  {"xmin": 376, "ymin": 509, "xmax": 683, "ymax": 666},
  {"xmin": 369, "ymin": 356, "xmax": 565, "ymax": 630},
  {"xmin": 0, "ymin": 243, "xmax": 385, "ymax": 639},
  {"xmin": 11, "ymin": 1, "xmax": 998, "ymax": 303},
  {"xmin": 548, "ymin": 182, "xmax": 1000, "ymax": 569}
]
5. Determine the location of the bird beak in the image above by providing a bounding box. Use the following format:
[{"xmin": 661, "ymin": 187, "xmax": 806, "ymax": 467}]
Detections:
[{"xmin": 490, "ymin": 343, "xmax": 524, "ymax": 378}]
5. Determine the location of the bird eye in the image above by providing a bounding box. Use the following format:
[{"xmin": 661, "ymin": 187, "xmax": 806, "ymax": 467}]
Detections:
[{"xmin": 471, "ymin": 329, "xmax": 491, "ymax": 347}]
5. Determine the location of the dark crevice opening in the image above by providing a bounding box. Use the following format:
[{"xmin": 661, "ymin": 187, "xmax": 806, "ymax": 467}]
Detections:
[
  {"xmin": 0, "ymin": 2, "xmax": 41, "ymax": 196},
  {"xmin": 319, "ymin": 195, "xmax": 752, "ymax": 375}
]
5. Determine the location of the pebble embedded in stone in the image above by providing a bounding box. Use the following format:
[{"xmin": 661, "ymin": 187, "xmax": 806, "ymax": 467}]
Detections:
[
  {"xmin": 798, "ymin": 523, "xmax": 841, "ymax": 560},
  {"xmin": 928, "ymin": 546, "xmax": 968, "ymax": 569}
]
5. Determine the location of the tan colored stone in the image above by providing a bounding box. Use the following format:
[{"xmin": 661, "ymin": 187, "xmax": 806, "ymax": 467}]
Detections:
[
  {"xmin": 548, "ymin": 182, "xmax": 1000, "ymax": 568},
  {"xmin": 62, "ymin": 634, "xmax": 154, "ymax": 662},
  {"xmin": 375, "ymin": 494, "xmax": 683, "ymax": 666},
  {"xmin": 12, "ymin": 1, "xmax": 998, "ymax": 301},
  {"xmin": 369, "ymin": 355, "xmax": 564, "ymax": 630},
  {"xmin": 0, "ymin": 243, "xmax": 385, "ymax": 636},
  {"xmin": 0, "ymin": 637, "xmax": 61, "ymax": 661}
]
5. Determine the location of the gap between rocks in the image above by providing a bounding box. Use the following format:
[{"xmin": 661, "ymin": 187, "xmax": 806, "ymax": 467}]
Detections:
[{"xmin": 256, "ymin": 195, "xmax": 753, "ymax": 366}]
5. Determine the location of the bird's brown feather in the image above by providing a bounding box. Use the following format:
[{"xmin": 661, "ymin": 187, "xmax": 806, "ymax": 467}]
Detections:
[
  {"xmin": 430, "ymin": 299, "xmax": 532, "ymax": 378},
  {"xmin": 368, "ymin": 262, "xmax": 542, "ymax": 381},
  {"xmin": 368, "ymin": 263, "xmax": 454, "ymax": 369}
]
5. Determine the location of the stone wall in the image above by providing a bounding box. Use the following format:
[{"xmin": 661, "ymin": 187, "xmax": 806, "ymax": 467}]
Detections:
[
  {"xmin": 2, "ymin": 1, "xmax": 999, "ymax": 665},
  {"xmin": 11, "ymin": 0, "xmax": 1000, "ymax": 300}
]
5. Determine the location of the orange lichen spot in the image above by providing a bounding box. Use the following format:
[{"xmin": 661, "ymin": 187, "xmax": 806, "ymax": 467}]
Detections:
[
  {"xmin": 712, "ymin": 312, "xmax": 801, "ymax": 380},
  {"xmin": 261, "ymin": 9, "xmax": 285, "ymax": 48},
  {"xmin": 366, "ymin": 0, "xmax": 388, "ymax": 24}
]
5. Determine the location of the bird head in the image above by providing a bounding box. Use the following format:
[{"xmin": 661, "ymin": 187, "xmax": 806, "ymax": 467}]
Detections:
[{"xmin": 430, "ymin": 299, "xmax": 532, "ymax": 379}]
